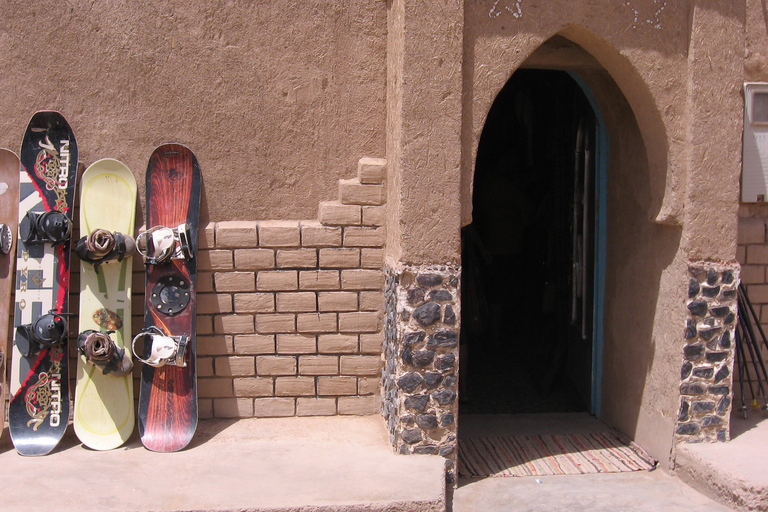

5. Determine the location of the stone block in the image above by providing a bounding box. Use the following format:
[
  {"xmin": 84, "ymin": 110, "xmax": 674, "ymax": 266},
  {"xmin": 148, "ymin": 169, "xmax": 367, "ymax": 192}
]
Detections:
[
  {"xmin": 319, "ymin": 248, "xmax": 360, "ymax": 268},
  {"xmin": 297, "ymin": 313, "xmax": 338, "ymax": 333},
  {"xmin": 198, "ymin": 249, "xmax": 233, "ymax": 271},
  {"xmin": 738, "ymin": 217, "xmax": 766, "ymax": 245},
  {"xmin": 277, "ymin": 334, "xmax": 317, "ymax": 354},
  {"xmin": 299, "ymin": 355, "xmax": 339, "ymax": 375},
  {"xmin": 300, "ymin": 221, "xmax": 343, "ymax": 247},
  {"xmin": 234, "ymin": 293, "xmax": 275, "ymax": 313},
  {"xmin": 234, "ymin": 334, "xmax": 275, "ymax": 354},
  {"xmin": 259, "ymin": 220, "xmax": 301, "ymax": 247},
  {"xmin": 338, "ymin": 396, "xmax": 380, "ymax": 415},
  {"xmin": 215, "ymin": 271, "xmax": 256, "ymax": 292},
  {"xmin": 747, "ymin": 245, "xmax": 768, "ymax": 265},
  {"xmin": 357, "ymin": 157, "xmax": 387, "ymax": 184},
  {"xmin": 318, "ymin": 201, "xmax": 361, "ymax": 226},
  {"xmin": 234, "ymin": 248, "xmax": 275, "ymax": 270},
  {"xmin": 197, "ymin": 315, "xmax": 213, "ymax": 335},
  {"xmin": 255, "ymin": 313, "xmax": 296, "ymax": 333},
  {"xmin": 341, "ymin": 269, "xmax": 384, "ymax": 290},
  {"xmin": 339, "ymin": 312, "xmax": 381, "ymax": 333},
  {"xmin": 297, "ymin": 398, "xmax": 337, "ymax": 416},
  {"xmin": 318, "ymin": 334, "xmax": 359, "ymax": 353},
  {"xmin": 277, "ymin": 248, "xmax": 318, "ymax": 268},
  {"xmin": 277, "ymin": 292, "xmax": 317, "ymax": 313},
  {"xmin": 215, "ymin": 356, "xmax": 255, "ymax": 376},
  {"xmin": 340, "ymin": 355, "xmax": 381, "ymax": 376},
  {"xmin": 318, "ymin": 291, "xmax": 358, "ymax": 312},
  {"xmin": 317, "ymin": 376, "xmax": 357, "ymax": 395},
  {"xmin": 257, "ymin": 270, "xmax": 299, "ymax": 291},
  {"xmin": 199, "ymin": 399, "xmax": 213, "ymax": 419},
  {"xmin": 198, "ymin": 357, "xmax": 214, "ymax": 377},
  {"xmin": 299, "ymin": 270, "xmax": 340, "ymax": 290},
  {"xmin": 740, "ymin": 265, "xmax": 765, "ymax": 285},
  {"xmin": 214, "ymin": 314, "xmax": 255, "ymax": 334},
  {"xmin": 254, "ymin": 398, "xmax": 295, "ymax": 417},
  {"xmin": 358, "ymin": 377, "xmax": 380, "ymax": 395},
  {"xmin": 275, "ymin": 376, "xmax": 316, "ymax": 396},
  {"xmin": 343, "ymin": 226, "xmax": 386, "ymax": 247},
  {"xmin": 359, "ymin": 334, "xmax": 382, "ymax": 354},
  {"xmin": 213, "ymin": 398, "xmax": 254, "ymax": 418},
  {"xmin": 197, "ymin": 335, "xmax": 234, "ymax": 356},
  {"xmin": 360, "ymin": 249, "xmax": 384, "ymax": 269},
  {"xmin": 197, "ymin": 293, "xmax": 234, "ymax": 315},
  {"xmin": 359, "ymin": 291, "xmax": 384, "ymax": 311},
  {"xmin": 339, "ymin": 179, "xmax": 385, "ymax": 206},
  {"xmin": 233, "ymin": 377, "xmax": 274, "ymax": 397},
  {"xmin": 215, "ymin": 221, "xmax": 259, "ymax": 248},
  {"xmin": 362, "ymin": 206, "xmax": 386, "ymax": 226},
  {"xmin": 256, "ymin": 355, "xmax": 297, "ymax": 376},
  {"xmin": 198, "ymin": 378, "xmax": 234, "ymax": 398},
  {"xmin": 200, "ymin": 222, "xmax": 216, "ymax": 249}
]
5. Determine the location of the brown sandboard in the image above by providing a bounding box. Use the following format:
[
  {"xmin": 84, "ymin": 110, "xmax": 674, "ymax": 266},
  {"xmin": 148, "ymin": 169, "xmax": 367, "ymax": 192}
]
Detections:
[
  {"xmin": 137, "ymin": 144, "xmax": 200, "ymax": 452},
  {"xmin": 0, "ymin": 149, "xmax": 20, "ymax": 439}
]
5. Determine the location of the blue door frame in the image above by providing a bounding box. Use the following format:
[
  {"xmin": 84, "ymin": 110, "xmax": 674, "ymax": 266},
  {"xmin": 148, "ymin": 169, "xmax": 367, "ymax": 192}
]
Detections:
[{"xmin": 568, "ymin": 72, "xmax": 609, "ymax": 417}]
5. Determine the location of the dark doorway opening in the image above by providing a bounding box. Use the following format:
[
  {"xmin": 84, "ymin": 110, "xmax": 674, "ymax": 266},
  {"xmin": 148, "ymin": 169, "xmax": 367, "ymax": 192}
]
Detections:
[{"xmin": 460, "ymin": 69, "xmax": 597, "ymax": 414}]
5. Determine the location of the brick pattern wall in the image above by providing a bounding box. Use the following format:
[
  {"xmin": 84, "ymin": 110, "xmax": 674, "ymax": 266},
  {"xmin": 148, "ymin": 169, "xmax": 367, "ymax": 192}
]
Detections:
[
  {"xmin": 736, "ymin": 216, "xmax": 768, "ymax": 396},
  {"xmin": 130, "ymin": 158, "xmax": 388, "ymax": 419}
]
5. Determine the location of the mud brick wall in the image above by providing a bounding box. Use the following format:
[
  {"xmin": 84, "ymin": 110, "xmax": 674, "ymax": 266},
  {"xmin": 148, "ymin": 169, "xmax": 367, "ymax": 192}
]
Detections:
[
  {"xmin": 737, "ymin": 217, "xmax": 768, "ymax": 381},
  {"xmin": 129, "ymin": 158, "xmax": 388, "ymax": 419}
]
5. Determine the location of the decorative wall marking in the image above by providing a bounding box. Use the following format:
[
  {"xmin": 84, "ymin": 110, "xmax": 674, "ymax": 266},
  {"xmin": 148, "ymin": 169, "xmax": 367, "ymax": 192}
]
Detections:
[
  {"xmin": 488, "ymin": 0, "xmax": 523, "ymax": 19},
  {"xmin": 623, "ymin": 0, "xmax": 667, "ymax": 29}
]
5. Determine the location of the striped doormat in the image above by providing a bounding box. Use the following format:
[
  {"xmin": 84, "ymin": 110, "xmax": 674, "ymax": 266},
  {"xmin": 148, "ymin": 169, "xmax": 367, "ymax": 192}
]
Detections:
[{"xmin": 458, "ymin": 431, "xmax": 657, "ymax": 478}]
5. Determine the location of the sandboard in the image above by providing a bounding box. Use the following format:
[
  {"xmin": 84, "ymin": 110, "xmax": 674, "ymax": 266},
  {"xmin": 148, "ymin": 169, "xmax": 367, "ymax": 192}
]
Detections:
[
  {"xmin": 74, "ymin": 159, "xmax": 137, "ymax": 450},
  {"xmin": 0, "ymin": 149, "xmax": 20, "ymax": 440},
  {"xmin": 136, "ymin": 144, "xmax": 200, "ymax": 452},
  {"xmin": 9, "ymin": 111, "xmax": 78, "ymax": 456}
]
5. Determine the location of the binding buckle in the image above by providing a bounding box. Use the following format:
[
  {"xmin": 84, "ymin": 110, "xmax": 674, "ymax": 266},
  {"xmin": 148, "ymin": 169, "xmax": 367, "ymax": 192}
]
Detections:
[
  {"xmin": 0, "ymin": 223, "xmax": 12, "ymax": 254},
  {"xmin": 131, "ymin": 326, "xmax": 188, "ymax": 367},
  {"xmin": 19, "ymin": 210, "xmax": 72, "ymax": 246},
  {"xmin": 136, "ymin": 224, "xmax": 192, "ymax": 265},
  {"xmin": 75, "ymin": 229, "xmax": 136, "ymax": 274},
  {"xmin": 16, "ymin": 310, "xmax": 69, "ymax": 357}
]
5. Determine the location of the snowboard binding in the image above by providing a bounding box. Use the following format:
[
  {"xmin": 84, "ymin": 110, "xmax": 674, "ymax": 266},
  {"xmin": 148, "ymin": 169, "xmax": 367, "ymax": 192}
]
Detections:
[
  {"xmin": 136, "ymin": 224, "xmax": 193, "ymax": 265},
  {"xmin": 77, "ymin": 329, "xmax": 134, "ymax": 376},
  {"xmin": 131, "ymin": 326, "xmax": 189, "ymax": 367},
  {"xmin": 19, "ymin": 210, "xmax": 72, "ymax": 246},
  {"xmin": 16, "ymin": 310, "xmax": 70, "ymax": 358},
  {"xmin": 75, "ymin": 229, "xmax": 136, "ymax": 274}
]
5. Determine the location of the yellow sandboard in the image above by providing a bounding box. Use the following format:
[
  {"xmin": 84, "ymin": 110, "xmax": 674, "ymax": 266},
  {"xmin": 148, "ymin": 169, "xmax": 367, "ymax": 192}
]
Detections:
[{"xmin": 74, "ymin": 159, "xmax": 136, "ymax": 450}]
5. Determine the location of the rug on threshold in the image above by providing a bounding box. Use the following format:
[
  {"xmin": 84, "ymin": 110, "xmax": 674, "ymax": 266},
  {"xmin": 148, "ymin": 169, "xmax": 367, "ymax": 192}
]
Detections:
[{"xmin": 458, "ymin": 431, "xmax": 658, "ymax": 478}]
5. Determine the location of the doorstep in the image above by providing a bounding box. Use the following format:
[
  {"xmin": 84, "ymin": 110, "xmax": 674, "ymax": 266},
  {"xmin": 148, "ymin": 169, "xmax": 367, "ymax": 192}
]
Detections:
[
  {"xmin": 674, "ymin": 411, "xmax": 768, "ymax": 512},
  {"xmin": 0, "ymin": 415, "xmax": 447, "ymax": 512}
]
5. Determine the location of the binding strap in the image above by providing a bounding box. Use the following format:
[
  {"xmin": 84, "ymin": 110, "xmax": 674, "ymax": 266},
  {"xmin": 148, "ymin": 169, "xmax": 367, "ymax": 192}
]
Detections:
[
  {"xmin": 19, "ymin": 210, "xmax": 72, "ymax": 245},
  {"xmin": 75, "ymin": 229, "xmax": 136, "ymax": 274},
  {"xmin": 16, "ymin": 310, "xmax": 69, "ymax": 357},
  {"xmin": 77, "ymin": 330, "xmax": 134, "ymax": 376},
  {"xmin": 136, "ymin": 223, "xmax": 192, "ymax": 265},
  {"xmin": 131, "ymin": 326, "xmax": 189, "ymax": 367}
]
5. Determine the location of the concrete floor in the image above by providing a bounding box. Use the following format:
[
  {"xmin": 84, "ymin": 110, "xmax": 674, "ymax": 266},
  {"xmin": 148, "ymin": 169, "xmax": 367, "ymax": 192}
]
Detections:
[
  {"xmin": 0, "ymin": 416, "xmax": 446, "ymax": 512},
  {"xmin": 453, "ymin": 413, "xmax": 735, "ymax": 512},
  {"xmin": 1, "ymin": 411, "xmax": 764, "ymax": 511}
]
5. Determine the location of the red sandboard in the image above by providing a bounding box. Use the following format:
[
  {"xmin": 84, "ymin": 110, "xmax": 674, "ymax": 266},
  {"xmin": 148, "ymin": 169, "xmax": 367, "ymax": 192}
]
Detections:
[{"xmin": 136, "ymin": 144, "xmax": 200, "ymax": 452}]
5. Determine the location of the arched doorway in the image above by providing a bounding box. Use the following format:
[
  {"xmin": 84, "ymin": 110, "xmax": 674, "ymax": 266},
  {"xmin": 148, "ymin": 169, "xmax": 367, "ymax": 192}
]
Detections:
[{"xmin": 460, "ymin": 68, "xmax": 606, "ymax": 416}]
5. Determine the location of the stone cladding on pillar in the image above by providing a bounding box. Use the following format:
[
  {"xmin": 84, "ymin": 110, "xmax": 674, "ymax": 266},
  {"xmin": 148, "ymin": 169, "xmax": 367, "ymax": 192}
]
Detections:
[
  {"xmin": 677, "ymin": 263, "xmax": 740, "ymax": 442},
  {"xmin": 383, "ymin": 264, "xmax": 460, "ymax": 485}
]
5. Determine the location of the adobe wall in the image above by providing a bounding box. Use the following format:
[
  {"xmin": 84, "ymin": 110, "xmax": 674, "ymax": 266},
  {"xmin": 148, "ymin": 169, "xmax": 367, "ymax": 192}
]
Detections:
[{"xmin": 0, "ymin": 1, "xmax": 386, "ymax": 223}]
